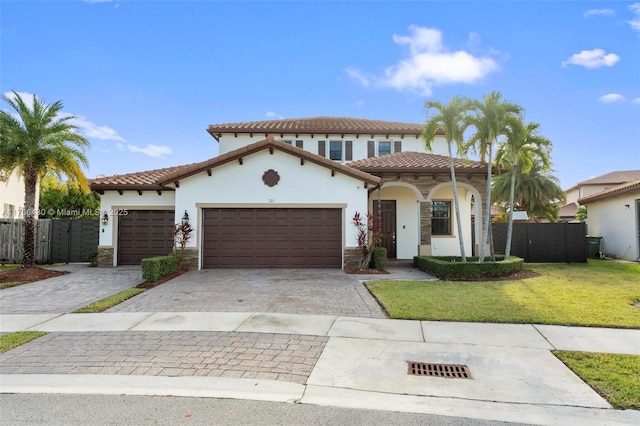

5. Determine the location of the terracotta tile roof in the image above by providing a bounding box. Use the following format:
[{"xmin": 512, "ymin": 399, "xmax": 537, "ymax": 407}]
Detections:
[
  {"xmin": 90, "ymin": 165, "xmax": 191, "ymax": 191},
  {"xmin": 159, "ymin": 136, "xmax": 380, "ymax": 186},
  {"xmin": 577, "ymin": 170, "xmax": 640, "ymax": 186},
  {"xmin": 207, "ymin": 116, "xmax": 442, "ymax": 139},
  {"xmin": 347, "ymin": 151, "xmax": 487, "ymax": 174},
  {"xmin": 578, "ymin": 179, "xmax": 640, "ymax": 204}
]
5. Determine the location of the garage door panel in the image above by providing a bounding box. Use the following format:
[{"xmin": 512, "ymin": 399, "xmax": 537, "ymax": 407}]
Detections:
[
  {"xmin": 118, "ymin": 210, "xmax": 175, "ymax": 265},
  {"xmin": 203, "ymin": 208, "xmax": 341, "ymax": 268}
]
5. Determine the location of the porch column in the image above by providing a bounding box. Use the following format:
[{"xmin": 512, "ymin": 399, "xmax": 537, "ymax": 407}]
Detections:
[{"xmin": 419, "ymin": 201, "xmax": 432, "ymax": 256}]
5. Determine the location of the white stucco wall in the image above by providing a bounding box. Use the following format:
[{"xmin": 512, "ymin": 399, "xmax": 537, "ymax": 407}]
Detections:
[
  {"xmin": 0, "ymin": 170, "xmax": 39, "ymax": 219},
  {"xmin": 98, "ymin": 190, "xmax": 176, "ymax": 248},
  {"xmin": 369, "ymin": 185, "xmax": 420, "ymax": 259},
  {"xmin": 218, "ymin": 134, "xmax": 449, "ymax": 160},
  {"xmin": 174, "ymin": 148, "xmax": 370, "ymax": 253},
  {"xmin": 585, "ymin": 194, "xmax": 639, "ymax": 261}
]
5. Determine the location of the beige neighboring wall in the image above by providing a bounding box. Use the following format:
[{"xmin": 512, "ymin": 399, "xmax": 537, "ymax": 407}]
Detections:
[{"xmin": 0, "ymin": 170, "xmax": 39, "ymax": 219}]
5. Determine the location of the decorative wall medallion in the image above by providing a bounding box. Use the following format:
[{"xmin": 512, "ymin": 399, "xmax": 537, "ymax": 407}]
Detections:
[{"xmin": 262, "ymin": 169, "xmax": 280, "ymax": 187}]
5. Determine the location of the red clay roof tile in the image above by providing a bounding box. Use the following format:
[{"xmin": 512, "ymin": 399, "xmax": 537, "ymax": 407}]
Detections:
[{"xmin": 347, "ymin": 151, "xmax": 487, "ymax": 173}]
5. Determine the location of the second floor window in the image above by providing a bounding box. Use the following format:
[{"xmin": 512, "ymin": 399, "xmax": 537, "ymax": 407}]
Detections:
[
  {"xmin": 378, "ymin": 141, "xmax": 391, "ymax": 156},
  {"xmin": 330, "ymin": 140, "xmax": 342, "ymax": 160}
]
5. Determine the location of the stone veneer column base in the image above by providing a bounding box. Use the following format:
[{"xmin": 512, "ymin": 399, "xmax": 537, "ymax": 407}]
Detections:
[
  {"xmin": 174, "ymin": 247, "xmax": 199, "ymax": 271},
  {"xmin": 97, "ymin": 247, "xmax": 114, "ymax": 267},
  {"xmin": 343, "ymin": 247, "xmax": 362, "ymax": 270}
]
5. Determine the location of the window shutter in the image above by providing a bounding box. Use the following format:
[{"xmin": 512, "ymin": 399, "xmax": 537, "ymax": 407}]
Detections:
[
  {"xmin": 345, "ymin": 141, "xmax": 353, "ymax": 161},
  {"xmin": 394, "ymin": 141, "xmax": 402, "ymax": 153},
  {"xmin": 318, "ymin": 141, "xmax": 326, "ymax": 157},
  {"xmin": 367, "ymin": 141, "xmax": 375, "ymax": 157},
  {"xmin": 296, "ymin": 140, "xmax": 303, "ymax": 149}
]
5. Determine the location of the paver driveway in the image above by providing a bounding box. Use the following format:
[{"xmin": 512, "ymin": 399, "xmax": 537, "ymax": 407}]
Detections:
[
  {"xmin": 108, "ymin": 269, "xmax": 386, "ymax": 318},
  {"xmin": 0, "ymin": 264, "xmax": 142, "ymax": 314}
]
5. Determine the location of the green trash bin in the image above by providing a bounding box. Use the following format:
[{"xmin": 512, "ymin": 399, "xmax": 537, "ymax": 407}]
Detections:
[{"xmin": 586, "ymin": 236, "xmax": 602, "ymax": 258}]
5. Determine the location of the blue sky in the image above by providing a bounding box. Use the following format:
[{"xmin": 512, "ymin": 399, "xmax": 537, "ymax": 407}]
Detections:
[{"xmin": 2, "ymin": 0, "xmax": 639, "ymax": 190}]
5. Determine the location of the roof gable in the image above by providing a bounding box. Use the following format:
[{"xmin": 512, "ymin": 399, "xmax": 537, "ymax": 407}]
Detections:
[
  {"xmin": 158, "ymin": 136, "xmax": 381, "ymax": 186},
  {"xmin": 577, "ymin": 170, "xmax": 640, "ymax": 186},
  {"xmin": 578, "ymin": 179, "xmax": 640, "ymax": 204}
]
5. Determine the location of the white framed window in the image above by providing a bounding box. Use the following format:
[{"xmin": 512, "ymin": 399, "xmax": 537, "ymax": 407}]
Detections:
[
  {"xmin": 329, "ymin": 140, "xmax": 343, "ymax": 160},
  {"xmin": 431, "ymin": 200, "xmax": 452, "ymax": 236},
  {"xmin": 378, "ymin": 141, "xmax": 392, "ymax": 156}
]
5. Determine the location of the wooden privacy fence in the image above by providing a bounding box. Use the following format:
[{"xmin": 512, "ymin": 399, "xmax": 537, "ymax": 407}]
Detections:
[
  {"xmin": 492, "ymin": 222, "xmax": 587, "ymax": 263},
  {"xmin": 0, "ymin": 219, "xmax": 98, "ymax": 264}
]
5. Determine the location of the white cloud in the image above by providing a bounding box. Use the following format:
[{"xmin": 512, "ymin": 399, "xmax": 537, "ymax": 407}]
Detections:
[
  {"xmin": 561, "ymin": 49, "xmax": 620, "ymax": 68},
  {"xmin": 266, "ymin": 111, "xmax": 282, "ymax": 119},
  {"xmin": 345, "ymin": 67, "xmax": 372, "ymax": 87},
  {"xmin": 116, "ymin": 142, "xmax": 125, "ymax": 151},
  {"xmin": 632, "ymin": 98, "xmax": 640, "ymax": 104},
  {"xmin": 346, "ymin": 26, "xmax": 499, "ymax": 96},
  {"xmin": 127, "ymin": 144, "xmax": 173, "ymax": 158},
  {"xmin": 355, "ymin": 100, "xmax": 365, "ymax": 107},
  {"xmin": 3, "ymin": 91, "xmax": 125, "ymax": 142},
  {"xmin": 583, "ymin": 9, "xmax": 615, "ymax": 18},
  {"xmin": 598, "ymin": 93, "xmax": 625, "ymax": 103},
  {"xmin": 628, "ymin": 3, "xmax": 640, "ymax": 32}
]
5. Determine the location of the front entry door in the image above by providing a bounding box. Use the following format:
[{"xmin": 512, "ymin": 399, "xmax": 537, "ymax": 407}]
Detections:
[{"xmin": 373, "ymin": 200, "xmax": 396, "ymax": 258}]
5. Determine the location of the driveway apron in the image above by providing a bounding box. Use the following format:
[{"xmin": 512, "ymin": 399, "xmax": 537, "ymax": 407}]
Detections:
[
  {"xmin": 108, "ymin": 269, "xmax": 386, "ymax": 318},
  {"xmin": 0, "ymin": 265, "xmax": 142, "ymax": 314}
]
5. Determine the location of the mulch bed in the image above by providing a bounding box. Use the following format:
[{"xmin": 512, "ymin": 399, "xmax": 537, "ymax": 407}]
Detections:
[
  {"xmin": 0, "ymin": 267, "xmax": 69, "ymax": 284},
  {"xmin": 135, "ymin": 270, "xmax": 187, "ymax": 289},
  {"xmin": 445, "ymin": 269, "xmax": 541, "ymax": 282}
]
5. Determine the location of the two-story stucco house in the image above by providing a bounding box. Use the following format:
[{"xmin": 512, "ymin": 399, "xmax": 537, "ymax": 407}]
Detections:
[
  {"xmin": 0, "ymin": 170, "xmax": 39, "ymax": 219},
  {"xmin": 90, "ymin": 117, "xmax": 488, "ymax": 269}
]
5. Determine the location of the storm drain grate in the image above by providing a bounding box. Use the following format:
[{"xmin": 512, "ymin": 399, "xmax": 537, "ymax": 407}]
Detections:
[{"xmin": 407, "ymin": 362, "xmax": 473, "ymax": 379}]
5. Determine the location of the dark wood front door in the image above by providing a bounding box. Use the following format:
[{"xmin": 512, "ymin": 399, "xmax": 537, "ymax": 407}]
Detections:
[{"xmin": 373, "ymin": 200, "xmax": 396, "ymax": 258}]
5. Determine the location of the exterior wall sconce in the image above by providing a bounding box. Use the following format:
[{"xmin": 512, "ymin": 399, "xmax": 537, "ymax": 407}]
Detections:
[
  {"xmin": 101, "ymin": 211, "xmax": 109, "ymax": 225},
  {"xmin": 624, "ymin": 204, "xmax": 630, "ymax": 209},
  {"xmin": 182, "ymin": 210, "xmax": 190, "ymax": 225}
]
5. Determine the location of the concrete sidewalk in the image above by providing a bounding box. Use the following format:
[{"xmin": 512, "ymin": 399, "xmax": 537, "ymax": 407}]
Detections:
[{"xmin": 1, "ymin": 312, "xmax": 639, "ymax": 425}]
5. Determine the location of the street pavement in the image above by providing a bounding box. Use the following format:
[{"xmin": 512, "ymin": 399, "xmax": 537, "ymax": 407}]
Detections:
[{"xmin": 0, "ymin": 264, "xmax": 639, "ymax": 425}]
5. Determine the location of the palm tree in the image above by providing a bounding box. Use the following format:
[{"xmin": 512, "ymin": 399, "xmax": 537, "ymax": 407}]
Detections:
[
  {"xmin": 0, "ymin": 92, "xmax": 90, "ymax": 267},
  {"xmin": 466, "ymin": 92, "xmax": 522, "ymax": 262},
  {"xmin": 423, "ymin": 96, "xmax": 470, "ymax": 262},
  {"xmin": 495, "ymin": 119, "xmax": 552, "ymax": 259}
]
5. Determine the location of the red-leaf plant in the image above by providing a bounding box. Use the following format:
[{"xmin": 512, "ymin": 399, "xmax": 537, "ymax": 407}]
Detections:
[
  {"xmin": 352, "ymin": 211, "xmax": 380, "ymax": 270},
  {"xmin": 173, "ymin": 221, "xmax": 193, "ymax": 251}
]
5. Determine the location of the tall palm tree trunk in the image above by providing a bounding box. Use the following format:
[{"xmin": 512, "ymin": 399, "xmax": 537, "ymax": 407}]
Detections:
[
  {"xmin": 479, "ymin": 142, "xmax": 493, "ymax": 262},
  {"xmin": 504, "ymin": 167, "xmax": 517, "ymax": 259},
  {"xmin": 448, "ymin": 145, "xmax": 466, "ymax": 261},
  {"xmin": 22, "ymin": 168, "xmax": 37, "ymax": 268}
]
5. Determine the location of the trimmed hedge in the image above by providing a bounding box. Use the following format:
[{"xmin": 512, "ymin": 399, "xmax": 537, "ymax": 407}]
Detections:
[
  {"xmin": 413, "ymin": 255, "xmax": 523, "ymax": 280},
  {"xmin": 370, "ymin": 246, "xmax": 388, "ymax": 270},
  {"xmin": 141, "ymin": 255, "xmax": 179, "ymax": 283}
]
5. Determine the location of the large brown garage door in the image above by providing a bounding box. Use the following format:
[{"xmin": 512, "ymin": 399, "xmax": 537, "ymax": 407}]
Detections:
[
  {"xmin": 202, "ymin": 208, "xmax": 341, "ymax": 268},
  {"xmin": 118, "ymin": 210, "xmax": 175, "ymax": 265}
]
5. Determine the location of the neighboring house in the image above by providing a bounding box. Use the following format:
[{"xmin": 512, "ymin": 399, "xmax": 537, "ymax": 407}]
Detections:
[
  {"xmin": 90, "ymin": 116, "xmax": 488, "ymax": 269},
  {"xmin": 0, "ymin": 170, "xmax": 39, "ymax": 219},
  {"xmin": 579, "ymin": 179, "xmax": 640, "ymax": 261},
  {"xmin": 560, "ymin": 170, "xmax": 640, "ymax": 222}
]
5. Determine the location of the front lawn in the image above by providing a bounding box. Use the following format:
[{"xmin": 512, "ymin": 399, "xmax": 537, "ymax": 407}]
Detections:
[
  {"xmin": 74, "ymin": 288, "xmax": 145, "ymax": 313},
  {"xmin": 554, "ymin": 351, "xmax": 640, "ymax": 410},
  {"xmin": 0, "ymin": 331, "xmax": 47, "ymax": 353},
  {"xmin": 367, "ymin": 259, "xmax": 640, "ymax": 328}
]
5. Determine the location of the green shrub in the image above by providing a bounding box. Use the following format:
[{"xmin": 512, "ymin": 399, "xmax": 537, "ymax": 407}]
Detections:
[
  {"xmin": 141, "ymin": 255, "xmax": 179, "ymax": 282},
  {"xmin": 413, "ymin": 255, "xmax": 523, "ymax": 280},
  {"xmin": 370, "ymin": 246, "xmax": 388, "ymax": 270},
  {"xmin": 87, "ymin": 251, "xmax": 98, "ymax": 267}
]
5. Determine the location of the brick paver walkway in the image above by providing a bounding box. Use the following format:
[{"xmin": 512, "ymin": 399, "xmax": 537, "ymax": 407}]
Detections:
[
  {"xmin": 0, "ymin": 265, "xmax": 142, "ymax": 314},
  {"xmin": 109, "ymin": 269, "xmax": 385, "ymax": 318},
  {"xmin": 0, "ymin": 331, "xmax": 328, "ymax": 384}
]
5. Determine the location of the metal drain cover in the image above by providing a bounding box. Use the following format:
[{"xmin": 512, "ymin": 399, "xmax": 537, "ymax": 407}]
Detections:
[{"xmin": 407, "ymin": 362, "xmax": 473, "ymax": 379}]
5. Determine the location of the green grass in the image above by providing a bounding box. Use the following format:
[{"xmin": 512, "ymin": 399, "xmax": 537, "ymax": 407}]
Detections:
[
  {"xmin": 0, "ymin": 331, "xmax": 47, "ymax": 353},
  {"xmin": 74, "ymin": 288, "xmax": 145, "ymax": 313},
  {"xmin": 367, "ymin": 259, "xmax": 640, "ymax": 328},
  {"xmin": 0, "ymin": 264, "xmax": 19, "ymax": 272},
  {"xmin": 554, "ymin": 351, "xmax": 640, "ymax": 410}
]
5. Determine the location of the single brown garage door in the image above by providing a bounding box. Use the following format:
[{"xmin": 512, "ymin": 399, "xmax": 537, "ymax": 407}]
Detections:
[
  {"xmin": 202, "ymin": 208, "xmax": 341, "ymax": 268},
  {"xmin": 118, "ymin": 210, "xmax": 175, "ymax": 265}
]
